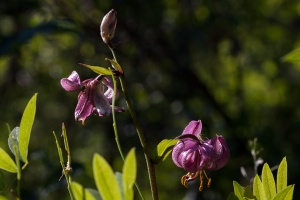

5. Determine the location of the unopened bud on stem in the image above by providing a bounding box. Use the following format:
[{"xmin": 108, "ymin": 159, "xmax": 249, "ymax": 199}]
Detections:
[{"xmin": 100, "ymin": 9, "xmax": 117, "ymax": 44}]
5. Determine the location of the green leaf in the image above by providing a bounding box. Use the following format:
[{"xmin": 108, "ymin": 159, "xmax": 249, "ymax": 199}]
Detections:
[
  {"xmin": 0, "ymin": 171, "xmax": 5, "ymax": 192},
  {"xmin": 122, "ymin": 148, "xmax": 136, "ymax": 200},
  {"xmin": 86, "ymin": 189, "xmax": 102, "ymax": 200},
  {"xmin": 72, "ymin": 182, "xmax": 85, "ymax": 200},
  {"xmin": 152, "ymin": 139, "xmax": 178, "ymax": 164},
  {"xmin": 105, "ymin": 58, "xmax": 123, "ymax": 74},
  {"xmin": 253, "ymin": 175, "xmax": 265, "ymax": 200},
  {"xmin": 272, "ymin": 185, "xmax": 294, "ymax": 200},
  {"xmin": 233, "ymin": 181, "xmax": 245, "ymax": 200},
  {"xmin": 19, "ymin": 93, "xmax": 37, "ymax": 163},
  {"xmin": 79, "ymin": 63, "xmax": 113, "ymax": 75},
  {"xmin": 115, "ymin": 172, "xmax": 124, "ymax": 199},
  {"xmin": 93, "ymin": 154, "xmax": 122, "ymax": 200},
  {"xmin": 262, "ymin": 163, "xmax": 276, "ymax": 199},
  {"xmin": 227, "ymin": 192, "xmax": 239, "ymax": 200},
  {"xmin": 282, "ymin": 48, "xmax": 300, "ymax": 64},
  {"xmin": 0, "ymin": 195, "xmax": 9, "ymax": 200},
  {"xmin": 277, "ymin": 157, "xmax": 287, "ymax": 193},
  {"xmin": 0, "ymin": 147, "xmax": 17, "ymax": 173}
]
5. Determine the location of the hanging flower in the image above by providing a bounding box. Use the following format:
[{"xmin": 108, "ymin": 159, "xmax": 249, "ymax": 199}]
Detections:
[
  {"xmin": 60, "ymin": 71, "xmax": 124, "ymax": 124},
  {"xmin": 172, "ymin": 120, "xmax": 230, "ymax": 191}
]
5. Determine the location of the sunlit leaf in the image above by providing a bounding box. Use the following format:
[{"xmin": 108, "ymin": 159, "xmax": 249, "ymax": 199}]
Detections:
[
  {"xmin": 86, "ymin": 189, "xmax": 102, "ymax": 200},
  {"xmin": 0, "ymin": 195, "xmax": 9, "ymax": 200},
  {"xmin": 0, "ymin": 147, "xmax": 17, "ymax": 173},
  {"xmin": 282, "ymin": 48, "xmax": 300, "ymax": 64},
  {"xmin": 261, "ymin": 163, "xmax": 276, "ymax": 199},
  {"xmin": 79, "ymin": 63, "xmax": 113, "ymax": 75},
  {"xmin": 93, "ymin": 154, "xmax": 122, "ymax": 200},
  {"xmin": 233, "ymin": 181, "xmax": 244, "ymax": 200},
  {"xmin": 122, "ymin": 148, "xmax": 136, "ymax": 200},
  {"xmin": 0, "ymin": 171, "xmax": 5, "ymax": 192},
  {"xmin": 277, "ymin": 157, "xmax": 287, "ymax": 193},
  {"xmin": 253, "ymin": 175, "xmax": 265, "ymax": 200},
  {"xmin": 105, "ymin": 58, "xmax": 123, "ymax": 74},
  {"xmin": 19, "ymin": 93, "xmax": 37, "ymax": 163},
  {"xmin": 273, "ymin": 185, "xmax": 294, "ymax": 200},
  {"xmin": 152, "ymin": 139, "xmax": 178, "ymax": 164}
]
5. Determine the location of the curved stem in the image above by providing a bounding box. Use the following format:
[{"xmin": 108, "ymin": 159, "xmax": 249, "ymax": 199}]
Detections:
[
  {"xmin": 108, "ymin": 46, "xmax": 158, "ymax": 200},
  {"xmin": 119, "ymin": 76, "xmax": 158, "ymax": 200}
]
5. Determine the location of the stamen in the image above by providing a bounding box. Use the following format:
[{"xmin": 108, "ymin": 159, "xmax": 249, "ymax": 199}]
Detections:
[{"xmin": 199, "ymin": 170, "xmax": 204, "ymax": 191}]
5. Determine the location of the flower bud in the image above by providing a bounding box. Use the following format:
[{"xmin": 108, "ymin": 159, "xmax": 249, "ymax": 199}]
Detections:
[{"xmin": 100, "ymin": 9, "xmax": 117, "ymax": 44}]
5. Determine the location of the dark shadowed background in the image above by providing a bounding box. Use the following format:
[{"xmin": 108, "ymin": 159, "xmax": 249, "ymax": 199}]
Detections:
[{"xmin": 1, "ymin": 0, "xmax": 300, "ymax": 199}]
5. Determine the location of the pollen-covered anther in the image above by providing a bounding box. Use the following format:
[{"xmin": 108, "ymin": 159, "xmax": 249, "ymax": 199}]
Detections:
[{"xmin": 181, "ymin": 171, "xmax": 199, "ymax": 188}]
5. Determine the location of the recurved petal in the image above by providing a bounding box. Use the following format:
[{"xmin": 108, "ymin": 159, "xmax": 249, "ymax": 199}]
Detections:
[
  {"xmin": 172, "ymin": 141, "xmax": 185, "ymax": 168},
  {"xmin": 60, "ymin": 71, "xmax": 81, "ymax": 91},
  {"xmin": 181, "ymin": 149, "xmax": 202, "ymax": 173},
  {"xmin": 182, "ymin": 120, "xmax": 202, "ymax": 136}
]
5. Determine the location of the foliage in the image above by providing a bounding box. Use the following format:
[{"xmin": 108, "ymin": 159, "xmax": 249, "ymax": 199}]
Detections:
[{"xmin": 228, "ymin": 157, "xmax": 294, "ymax": 200}]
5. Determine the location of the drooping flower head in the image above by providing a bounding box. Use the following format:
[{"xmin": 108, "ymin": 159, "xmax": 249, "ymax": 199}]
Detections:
[
  {"xmin": 60, "ymin": 71, "xmax": 124, "ymax": 124},
  {"xmin": 172, "ymin": 120, "xmax": 230, "ymax": 191}
]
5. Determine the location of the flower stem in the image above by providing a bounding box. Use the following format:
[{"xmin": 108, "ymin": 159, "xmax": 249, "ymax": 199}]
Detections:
[
  {"xmin": 108, "ymin": 46, "xmax": 158, "ymax": 200},
  {"xmin": 110, "ymin": 68, "xmax": 145, "ymax": 200},
  {"xmin": 119, "ymin": 75, "xmax": 158, "ymax": 200}
]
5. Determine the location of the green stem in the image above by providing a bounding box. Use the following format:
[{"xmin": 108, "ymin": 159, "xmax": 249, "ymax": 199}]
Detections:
[
  {"xmin": 119, "ymin": 76, "xmax": 158, "ymax": 200},
  {"xmin": 109, "ymin": 46, "xmax": 158, "ymax": 200},
  {"xmin": 110, "ymin": 68, "xmax": 145, "ymax": 200},
  {"xmin": 13, "ymin": 145, "xmax": 21, "ymax": 200}
]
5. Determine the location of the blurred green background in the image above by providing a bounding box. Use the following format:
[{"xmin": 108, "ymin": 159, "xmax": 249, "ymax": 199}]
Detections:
[{"xmin": 1, "ymin": 0, "xmax": 300, "ymax": 199}]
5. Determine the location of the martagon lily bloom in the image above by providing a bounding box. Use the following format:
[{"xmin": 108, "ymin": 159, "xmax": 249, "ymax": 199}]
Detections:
[
  {"xmin": 172, "ymin": 120, "xmax": 230, "ymax": 191},
  {"xmin": 60, "ymin": 71, "xmax": 124, "ymax": 124}
]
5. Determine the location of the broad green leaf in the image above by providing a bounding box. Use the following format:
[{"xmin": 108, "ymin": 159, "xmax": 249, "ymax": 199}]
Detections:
[
  {"xmin": 272, "ymin": 185, "xmax": 294, "ymax": 200},
  {"xmin": 122, "ymin": 148, "xmax": 136, "ymax": 200},
  {"xmin": 244, "ymin": 185, "xmax": 255, "ymax": 199},
  {"xmin": 227, "ymin": 192, "xmax": 239, "ymax": 200},
  {"xmin": 0, "ymin": 195, "xmax": 9, "ymax": 200},
  {"xmin": 262, "ymin": 163, "xmax": 276, "ymax": 199},
  {"xmin": 277, "ymin": 157, "xmax": 287, "ymax": 193},
  {"xmin": 282, "ymin": 48, "xmax": 300, "ymax": 64},
  {"xmin": 93, "ymin": 154, "xmax": 122, "ymax": 200},
  {"xmin": 86, "ymin": 189, "xmax": 102, "ymax": 200},
  {"xmin": 19, "ymin": 93, "xmax": 37, "ymax": 163},
  {"xmin": 115, "ymin": 172, "xmax": 124, "ymax": 199},
  {"xmin": 72, "ymin": 182, "xmax": 85, "ymax": 200},
  {"xmin": 0, "ymin": 171, "xmax": 5, "ymax": 191},
  {"xmin": 152, "ymin": 139, "xmax": 178, "ymax": 164},
  {"xmin": 253, "ymin": 175, "xmax": 265, "ymax": 200},
  {"xmin": 105, "ymin": 58, "xmax": 123, "ymax": 74},
  {"xmin": 233, "ymin": 181, "xmax": 244, "ymax": 200},
  {"xmin": 79, "ymin": 63, "xmax": 113, "ymax": 75},
  {"xmin": 0, "ymin": 147, "xmax": 17, "ymax": 173}
]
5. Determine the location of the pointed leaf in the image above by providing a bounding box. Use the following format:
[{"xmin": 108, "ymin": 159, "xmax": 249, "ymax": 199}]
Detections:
[
  {"xmin": 253, "ymin": 175, "xmax": 265, "ymax": 200},
  {"xmin": 0, "ymin": 147, "xmax": 17, "ymax": 173},
  {"xmin": 105, "ymin": 58, "xmax": 123, "ymax": 74},
  {"xmin": 152, "ymin": 139, "xmax": 178, "ymax": 164},
  {"xmin": 19, "ymin": 93, "xmax": 37, "ymax": 163},
  {"xmin": 79, "ymin": 63, "xmax": 113, "ymax": 75},
  {"xmin": 93, "ymin": 154, "xmax": 122, "ymax": 200},
  {"xmin": 272, "ymin": 185, "xmax": 294, "ymax": 200},
  {"xmin": 233, "ymin": 181, "xmax": 245, "ymax": 200},
  {"xmin": 277, "ymin": 157, "xmax": 287, "ymax": 193},
  {"xmin": 72, "ymin": 182, "xmax": 85, "ymax": 200},
  {"xmin": 282, "ymin": 48, "xmax": 300, "ymax": 64},
  {"xmin": 262, "ymin": 163, "xmax": 276, "ymax": 199},
  {"xmin": 122, "ymin": 148, "xmax": 136, "ymax": 200}
]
